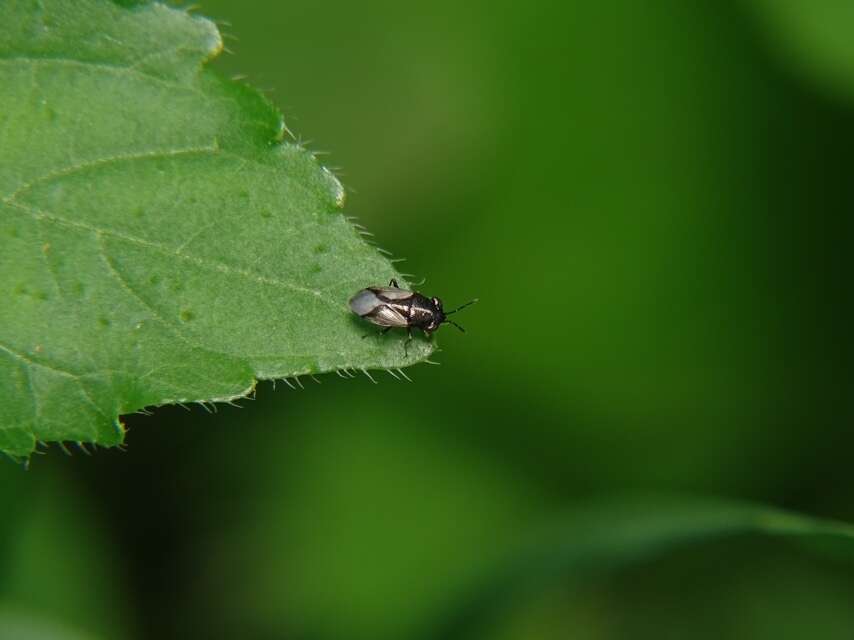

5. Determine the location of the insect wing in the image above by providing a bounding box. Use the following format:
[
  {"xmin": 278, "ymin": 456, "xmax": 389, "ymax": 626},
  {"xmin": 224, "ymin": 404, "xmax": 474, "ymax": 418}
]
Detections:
[
  {"xmin": 367, "ymin": 286, "xmax": 413, "ymax": 327},
  {"xmin": 371, "ymin": 286, "xmax": 414, "ymax": 301},
  {"xmin": 349, "ymin": 289, "xmax": 383, "ymax": 316},
  {"xmin": 350, "ymin": 285, "xmax": 412, "ymax": 327},
  {"xmin": 367, "ymin": 303, "xmax": 409, "ymax": 327},
  {"xmin": 349, "ymin": 288, "xmax": 409, "ymax": 327}
]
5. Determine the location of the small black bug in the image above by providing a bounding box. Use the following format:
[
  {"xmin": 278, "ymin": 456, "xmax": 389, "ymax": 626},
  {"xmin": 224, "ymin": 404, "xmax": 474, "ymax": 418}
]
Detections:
[{"xmin": 349, "ymin": 279, "xmax": 477, "ymax": 352}]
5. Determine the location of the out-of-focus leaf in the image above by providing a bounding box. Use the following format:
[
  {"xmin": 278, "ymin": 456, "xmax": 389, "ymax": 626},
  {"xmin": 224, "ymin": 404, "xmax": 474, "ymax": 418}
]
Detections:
[
  {"xmin": 0, "ymin": 607, "xmax": 98, "ymax": 640},
  {"xmin": 0, "ymin": 467, "xmax": 130, "ymax": 639},
  {"xmin": 0, "ymin": 0, "xmax": 429, "ymax": 459},
  {"xmin": 745, "ymin": 0, "xmax": 854, "ymax": 100},
  {"xmin": 184, "ymin": 385, "xmax": 550, "ymax": 640},
  {"xmin": 406, "ymin": 0, "xmax": 850, "ymax": 496},
  {"xmin": 429, "ymin": 497, "xmax": 854, "ymax": 638}
]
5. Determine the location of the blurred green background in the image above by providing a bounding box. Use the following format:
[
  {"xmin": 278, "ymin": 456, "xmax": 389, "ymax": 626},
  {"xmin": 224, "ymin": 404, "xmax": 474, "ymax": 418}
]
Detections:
[{"xmin": 3, "ymin": 0, "xmax": 854, "ymax": 638}]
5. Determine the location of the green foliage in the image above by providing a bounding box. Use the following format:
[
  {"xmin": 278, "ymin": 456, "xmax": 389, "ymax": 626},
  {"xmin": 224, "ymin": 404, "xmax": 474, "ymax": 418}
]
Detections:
[
  {"xmin": 746, "ymin": 0, "xmax": 854, "ymax": 100},
  {"xmin": 0, "ymin": 466, "xmax": 129, "ymax": 639},
  {"xmin": 0, "ymin": 0, "xmax": 429, "ymax": 459},
  {"xmin": 430, "ymin": 497, "xmax": 854, "ymax": 637},
  {"xmin": 185, "ymin": 387, "xmax": 854, "ymax": 639},
  {"xmin": 0, "ymin": 608, "xmax": 98, "ymax": 640},
  {"xmin": 2, "ymin": 1, "xmax": 853, "ymax": 638},
  {"xmin": 193, "ymin": 400, "xmax": 548, "ymax": 639}
]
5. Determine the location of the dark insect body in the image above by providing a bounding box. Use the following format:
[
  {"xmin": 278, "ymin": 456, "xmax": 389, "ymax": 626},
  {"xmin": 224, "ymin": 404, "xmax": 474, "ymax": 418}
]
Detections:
[{"xmin": 349, "ymin": 279, "xmax": 476, "ymax": 352}]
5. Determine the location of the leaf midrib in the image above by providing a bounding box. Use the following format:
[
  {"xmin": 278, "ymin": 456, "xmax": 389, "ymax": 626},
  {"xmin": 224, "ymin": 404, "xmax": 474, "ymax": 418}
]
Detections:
[
  {"xmin": 7, "ymin": 199, "xmax": 334, "ymax": 305},
  {"xmin": 0, "ymin": 54, "xmax": 204, "ymax": 93}
]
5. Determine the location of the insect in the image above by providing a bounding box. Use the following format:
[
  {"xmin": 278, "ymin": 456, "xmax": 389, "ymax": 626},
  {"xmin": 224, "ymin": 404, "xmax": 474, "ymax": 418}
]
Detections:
[{"xmin": 349, "ymin": 279, "xmax": 477, "ymax": 352}]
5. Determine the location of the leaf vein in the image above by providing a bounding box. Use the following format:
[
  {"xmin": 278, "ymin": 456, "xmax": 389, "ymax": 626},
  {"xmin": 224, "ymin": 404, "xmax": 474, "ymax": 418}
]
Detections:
[
  {"xmin": 0, "ymin": 55, "xmax": 206, "ymax": 100},
  {"xmin": 6, "ymin": 145, "xmax": 220, "ymax": 202},
  {"xmin": 0, "ymin": 340, "xmax": 109, "ymax": 431},
  {"xmin": 93, "ymin": 231, "xmax": 227, "ymax": 356},
  {"xmin": 6, "ymin": 200, "xmax": 335, "ymax": 307},
  {"xmin": 0, "ymin": 345, "xmax": 41, "ymax": 424}
]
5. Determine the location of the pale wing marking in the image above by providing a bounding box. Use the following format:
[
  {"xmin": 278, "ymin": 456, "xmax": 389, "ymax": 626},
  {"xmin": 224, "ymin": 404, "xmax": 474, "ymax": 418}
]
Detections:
[
  {"xmin": 368, "ymin": 304, "xmax": 409, "ymax": 327},
  {"xmin": 372, "ymin": 287, "xmax": 414, "ymax": 301}
]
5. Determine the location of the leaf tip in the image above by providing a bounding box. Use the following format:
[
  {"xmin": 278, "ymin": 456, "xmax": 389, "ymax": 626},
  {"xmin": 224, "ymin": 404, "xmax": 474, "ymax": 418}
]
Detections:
[{"xmin": 321, "ymin": 166, "xmax": 347, "ymax": 209}]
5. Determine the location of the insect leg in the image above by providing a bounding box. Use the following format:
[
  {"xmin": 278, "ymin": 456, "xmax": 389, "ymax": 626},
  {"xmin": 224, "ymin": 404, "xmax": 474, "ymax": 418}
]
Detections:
[
  {"xmin": 362, "ymin": 327, "xmax": 393, "ymax": 340},
  {"xmin": 388, "ymin": 278, "xmax": 399, "ymax": 287},
  {"xmin": 404, "ymin": 327, "xmax": 413, "ymax": 357}
]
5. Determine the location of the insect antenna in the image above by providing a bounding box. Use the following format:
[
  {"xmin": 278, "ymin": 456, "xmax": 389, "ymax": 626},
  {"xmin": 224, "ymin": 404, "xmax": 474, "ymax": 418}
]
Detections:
[
  {"xmin": 446, "ymin": 319, "xmax": 466, "ymax": 333},
  {"xmin": 445, "ymin": 298, "xmax": 479, "ymax": 315}
]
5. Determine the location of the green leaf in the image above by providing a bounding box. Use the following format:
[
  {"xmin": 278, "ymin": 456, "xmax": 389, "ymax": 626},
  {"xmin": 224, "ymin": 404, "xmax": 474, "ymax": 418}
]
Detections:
[
  {"xmin": 0, "ymin": 467, "xmax": 130, "ymax": 638},
  {"xmin": 0, "ymin": 0, "xmax": 430, "ymax": 459},
  {"xmin": 429, "ymin": 497, "xmax": 854, "ymax": 638},
  {"xmin": 0, "ymin": 607, "xmax": 100, "ymax": 640},
  {"xmin": 745, "ymin": 0, "xmax": 854, "ymax": 101}
]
